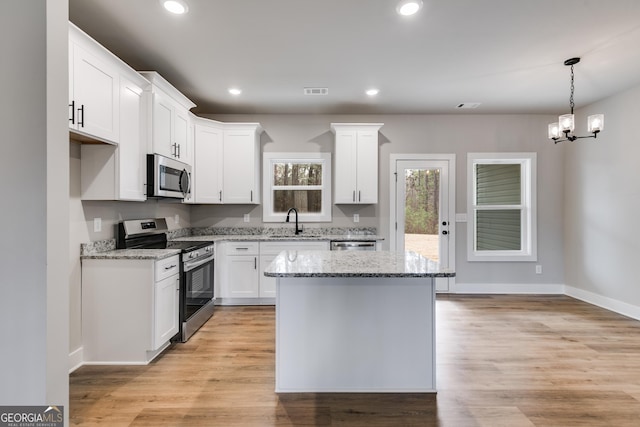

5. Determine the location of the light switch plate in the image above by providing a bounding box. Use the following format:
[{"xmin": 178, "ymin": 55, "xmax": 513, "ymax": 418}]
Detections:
[
  {"xmin": 93, "ymin": 217, "xmax": 102, "ymax": 233},
  {"xmin": 174, "ymin": 214, "xmax": 179, "ymax": 225},
  {"xmin": 353, "ymin": 213, "xmax": 360, "ymax": 223},
  {"xmin": 244, "ymin": 214, "xmax": 250, "ymax": 223}
]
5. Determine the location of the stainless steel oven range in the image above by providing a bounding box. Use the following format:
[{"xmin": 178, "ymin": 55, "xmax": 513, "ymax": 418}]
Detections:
[{"xmin": 117, "ymin": 218, "xmax": 214, "ymax": 343}]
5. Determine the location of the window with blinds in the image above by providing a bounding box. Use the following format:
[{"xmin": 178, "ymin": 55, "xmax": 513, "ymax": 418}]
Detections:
[{"xmin": 467, "ymin": 153, "xmax": 537, "ymax": 262}]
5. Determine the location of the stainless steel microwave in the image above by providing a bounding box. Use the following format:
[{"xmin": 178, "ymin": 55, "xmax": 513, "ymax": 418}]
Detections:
[{"xmin": 147, "ymin": 154, "xmax": 192, "ymax": 199}]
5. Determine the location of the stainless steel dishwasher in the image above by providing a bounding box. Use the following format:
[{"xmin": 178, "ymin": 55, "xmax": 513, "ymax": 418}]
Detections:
[{"xmin": 330, "ymin": 241, "xmax": 377, "ymax": 251}]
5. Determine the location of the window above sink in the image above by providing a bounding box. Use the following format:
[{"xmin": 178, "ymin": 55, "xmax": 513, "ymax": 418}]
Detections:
[{"xmin": 263, "ymin": 152, "xmax": 332, "ymax": 223}]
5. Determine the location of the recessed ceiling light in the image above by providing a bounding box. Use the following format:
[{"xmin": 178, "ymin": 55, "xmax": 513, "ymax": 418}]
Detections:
[
  {"xmin": 228, "ymin": 88, "xmax": 242, "ymax": 96},
  {"xmin": 366, "ymin": 89, "xmax": 380, "ymax": 96},
  {"xmin": 160, "ymin": 0, "xmax": 189, "ymax": 15},
  {"xmin": 396, "ymin": 0, "xmax": 423, "ymax": 16}
]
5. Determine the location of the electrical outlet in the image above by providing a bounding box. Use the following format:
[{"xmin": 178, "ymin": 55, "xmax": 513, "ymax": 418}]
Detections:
[
  {"xmin": 535, "ymin": 265, "xmax": 542, "ymax": 274},
  {"xmin": 93, "ymin": 217, "xmax": 102, "ymax": 233},
  {"xmin": 244, "ymin": 213, "xmax": 250, "ymax": 223},
  {"xmin": 174, "ymin": 214, "xmax": 180, "ymax": 225},
  {"xmin": 353, "ymin": 213, "xmax": 360, "ymax": 223}
]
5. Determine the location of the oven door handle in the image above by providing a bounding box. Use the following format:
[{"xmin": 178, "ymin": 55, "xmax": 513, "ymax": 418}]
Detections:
[{"xmin": 184, "ymin": 254, "xmax": 214, "ymax": 272}]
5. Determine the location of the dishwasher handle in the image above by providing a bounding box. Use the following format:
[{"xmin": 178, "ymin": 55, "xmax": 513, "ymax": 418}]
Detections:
[{"xmin": 330, "ymin": 241, "xmax": 376, "ymax": 251}]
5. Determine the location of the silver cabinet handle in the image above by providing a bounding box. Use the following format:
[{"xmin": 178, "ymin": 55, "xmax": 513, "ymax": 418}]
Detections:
[{"xmin": 164, "ymin": 264, "xmax": 177, "ymax": 270}]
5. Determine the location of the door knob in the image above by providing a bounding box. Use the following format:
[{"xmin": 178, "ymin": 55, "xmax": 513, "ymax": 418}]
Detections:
[{"xmin": 442, "ymin": 230, "xmax": 448, "ymax": 235}]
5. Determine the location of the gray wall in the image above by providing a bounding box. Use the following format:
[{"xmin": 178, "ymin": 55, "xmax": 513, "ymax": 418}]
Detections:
[
  {"xmin": 200, "ymin": 113, "xmax": 565, "ymax": 286},
  {"xmin": 564, "ymin": 83, "xmax": 640, "ymax": 309},
  {"xmin": 0, "ymin": 0, "xmax": 69, "ymax": 417}
]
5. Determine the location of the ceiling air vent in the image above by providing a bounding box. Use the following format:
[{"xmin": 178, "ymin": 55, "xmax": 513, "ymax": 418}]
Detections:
[
  {"xmin": 456, "ymin": 102, "xmax": 481, "ymax": 109},
  {"xmin": 304, "ymin": 87, "xmax": 329, "ymax": 96}
]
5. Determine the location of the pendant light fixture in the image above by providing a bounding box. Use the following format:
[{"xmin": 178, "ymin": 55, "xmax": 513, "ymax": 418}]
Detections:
[{"xmin": 548, "ymin": 57, "xmax": 604, "ymax": 143}]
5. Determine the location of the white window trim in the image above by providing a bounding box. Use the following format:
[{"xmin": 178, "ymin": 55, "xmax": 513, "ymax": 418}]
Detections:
[
  {"xmin": 467, "ymin": 152, "xmax": 537, "ymax": 262},
  {"xmin": 262, "ymin": 152, "xmax": 332, "ymax": 222}
]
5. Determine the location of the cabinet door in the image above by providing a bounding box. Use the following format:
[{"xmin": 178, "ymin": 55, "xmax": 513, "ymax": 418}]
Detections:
[
  {"xmin": 118, "ymin": 76, "xmax": 146, "ymax": 201},
  {"xmin": 151, "ymin": 91, "xmax": 174, "ymax": 158},
  {"xmin": 334, "ymin": 130, "xmax": 358, "ymax": 203},
  {"xmin": 153, "ymin": 273, "xmax": 179, "ymax": 350},
  {"xmin": 259, "ymin": 254, "xmax": 277, "ymax": 298},
  {"xmin": 174, "ymin": 107, "xmax": 189, "ymax": 163},
  {"xmin": 223, "ymin": 130, "xmax": 257, "ymax": 204},
  {"xmin": 71, "ymin": 43, "xmax": 119, "ymax": 143},
  {"xmin": 194, "ymin": 124, "xmax": 223, "ymax": 203},
  {"xmin": 226, "ymin": 255, "xmax": 259, "ymax": 298},
  {"xmin": 355, "ymin": 130, "xmax": 378, "ymax": 203}
]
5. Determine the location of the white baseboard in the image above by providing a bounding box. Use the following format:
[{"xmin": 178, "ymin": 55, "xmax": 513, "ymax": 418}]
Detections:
[
  {"xmin": 451, "ymin": 282, "xmax": 565, "ymax": 294},
  {"xmin": 69, "ymin": 347, "xmax": 83, "ymax": 373},
  {"xmin": 565, "ymin": 286, "xmax": 640, "ymax": 321}
]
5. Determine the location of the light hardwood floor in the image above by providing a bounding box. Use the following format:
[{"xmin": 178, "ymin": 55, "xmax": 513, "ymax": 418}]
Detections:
[{"xmin": 70, "ymin": 295, "xmax": 640, "ymax": 426}]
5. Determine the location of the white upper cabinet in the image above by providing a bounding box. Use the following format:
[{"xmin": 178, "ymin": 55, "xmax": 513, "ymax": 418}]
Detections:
[
  {"xmin": 223, "ymin": 124, "xmax": 262, "ymax": 204},
  {"xmin": 193, "ymin": 118, "xmax": 224, "ymax": 204},
  {"xmin": 193, "ymin": 119, "xmax": 262, "ymax": 205},
  {"xmin": 331, "ymin": 123, "xmax": 383, "ymax": 204},
  {"xmin": 139, "ymin": 71, "xmax": 196, "ymax": 166},
  {"xmin": 69, "ymin": 23, "xmax": 119, "ymax": 144},
  {"xmin": 77, "ymin": 23, "xmax": 150, "ymax": 202}
]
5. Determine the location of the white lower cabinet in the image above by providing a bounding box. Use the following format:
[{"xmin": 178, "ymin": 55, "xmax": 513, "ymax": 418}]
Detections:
[
  {"xmin": 218, "ymin": 242, "xmax": 259, "ymax": 300},
  {"xmin": 218, "ymin": 240, "xmax": 329, "ymax": 304},
  {"xmin": 81, "ymin": 255, "xmax": 180, "ymax": 364}
]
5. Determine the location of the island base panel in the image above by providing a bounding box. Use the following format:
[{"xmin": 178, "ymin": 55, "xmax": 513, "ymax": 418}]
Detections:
[{"xmin": 276, "ymin": 277, "xmax": 435, "ymax": 392}]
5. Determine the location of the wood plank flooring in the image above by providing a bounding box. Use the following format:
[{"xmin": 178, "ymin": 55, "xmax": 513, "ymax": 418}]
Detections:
[{"xmin": 70, "ymin": 295, "xmax": 640, "ymax": 426}]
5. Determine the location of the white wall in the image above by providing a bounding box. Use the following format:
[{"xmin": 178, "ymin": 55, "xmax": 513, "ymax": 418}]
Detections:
[
  {"xmin": 564, "ymin": 83, "xmax": 640, "ymax": 316},
  {"xmin": 0, "ymin": 1, "xmax": 69, "ymax": 419},
  {"xmin": 200, "ymin": 113, "xmax": 565, "ymax": 287}
]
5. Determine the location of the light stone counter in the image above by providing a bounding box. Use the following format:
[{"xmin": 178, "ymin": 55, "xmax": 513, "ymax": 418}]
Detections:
[
  {"xmin": 173, "ymin": 234, "xmax": 383, "ymax": 243},
  {"xmin": 81, "ymin": 248, "xmax": 181, "ymax": 260},
  {"xmin": 264, "ymin": 250, "xmax": 454, "ymax": 278}
]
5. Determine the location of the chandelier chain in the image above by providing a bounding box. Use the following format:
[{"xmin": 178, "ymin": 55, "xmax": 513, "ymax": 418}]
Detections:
[{"xmin": 569, "ymin": 64, "xmax": 575, "ymax": 114}]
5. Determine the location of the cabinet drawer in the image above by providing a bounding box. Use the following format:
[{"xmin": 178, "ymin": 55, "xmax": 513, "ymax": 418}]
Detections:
[
  {"xmin": 260, "ymin": 241, "xmax": 329, "ymax": 255},
  {"xmin": 225, "ymin": 242, "xmax": 259, "ymax": 255},
  {"xmin": 155, "ymin": 255, "xmax": 180, "ymax": 282}
]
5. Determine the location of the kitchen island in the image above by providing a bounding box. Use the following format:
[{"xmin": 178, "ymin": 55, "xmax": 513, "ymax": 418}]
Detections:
[{"xmin": 264, "ymin": 250, "xmax": 455, "ymax": 393}]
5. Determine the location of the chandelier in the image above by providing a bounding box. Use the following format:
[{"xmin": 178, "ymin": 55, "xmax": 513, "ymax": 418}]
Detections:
[{"xmin": 547, "ymin": 58, "xmax": 604, "ymax": 143}]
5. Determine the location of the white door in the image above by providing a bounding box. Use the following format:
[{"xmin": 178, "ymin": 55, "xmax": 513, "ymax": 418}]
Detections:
[{"xmin": 391, "ymin": 155, "xmax": 455, "ymax": 292}]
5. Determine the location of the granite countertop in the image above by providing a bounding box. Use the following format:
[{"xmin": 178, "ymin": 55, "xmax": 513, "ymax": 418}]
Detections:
[
  {"xmin": 80, "ymin": 227, "xmax": 383, "ymax": 260},
  {"xmin": 264, "ymin": 250, "xmax": 456, "ymax": 278},
  {"xmin": 82, "ymin": 248, "xmax": 181, "ymax": 260},
  {"xmin": 173, "ymin": 234, "xmax": 384, "ymax": 242}
]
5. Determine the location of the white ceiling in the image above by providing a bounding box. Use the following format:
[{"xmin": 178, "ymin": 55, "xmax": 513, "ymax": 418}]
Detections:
[{"xmin": 69, "ymin": 0, "xmax": 640, "ymax": 115}]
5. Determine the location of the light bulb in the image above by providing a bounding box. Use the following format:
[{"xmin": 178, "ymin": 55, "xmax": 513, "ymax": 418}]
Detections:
[
  {"xmin": 548, "ymin": 123, "xmax": 560, "ymax": 139},
  {"xmin": 161, "ymin": 0, "xmax": 188, "ymax": 14},
  {"xmin": 588, "ymin": 114, "xmax": 604, "ymax": 133},
  {"xmin": 397, "ymin": 0, "xmax": 423, "ymax": 16},
  {"xmin": 559, "ymin": 114, "xmax": 575, "ymax": 132},
  {"xmin": 228, "ymin": 88, "xmax": 242, "ymax": 96}
]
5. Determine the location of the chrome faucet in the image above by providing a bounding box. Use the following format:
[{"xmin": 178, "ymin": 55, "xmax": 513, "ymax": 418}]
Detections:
[{"xmin": 286, "ymin": 207, "xmax": 303, "ymax": 235}]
